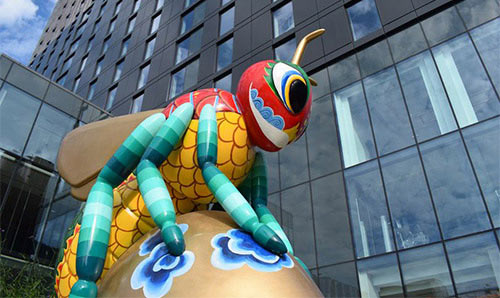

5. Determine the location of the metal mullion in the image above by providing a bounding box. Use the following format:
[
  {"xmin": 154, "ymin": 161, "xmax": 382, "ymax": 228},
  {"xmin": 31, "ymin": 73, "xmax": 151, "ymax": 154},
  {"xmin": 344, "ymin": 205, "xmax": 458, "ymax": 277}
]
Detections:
[{"xmin": 9, "ymin": 189, "xmax": 32, "ymax": 253}]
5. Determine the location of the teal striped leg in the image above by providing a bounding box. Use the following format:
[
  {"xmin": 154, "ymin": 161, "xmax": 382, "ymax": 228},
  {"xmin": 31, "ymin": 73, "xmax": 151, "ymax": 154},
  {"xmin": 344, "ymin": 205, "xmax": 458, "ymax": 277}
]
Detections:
[
  {"xmin": 70, "ymin": 113, "xmax": 166, "ymax": 298},
  {"xmin": 250, "ymin": 153, "xmax": 294, "ymax": 255},
  {"xmin": 197, "ymin": 105, "xmax": 286, "ymax": 255},
  {"xmin": 137, "ymin": 103, "xmax": 194, "ymax": 256}
]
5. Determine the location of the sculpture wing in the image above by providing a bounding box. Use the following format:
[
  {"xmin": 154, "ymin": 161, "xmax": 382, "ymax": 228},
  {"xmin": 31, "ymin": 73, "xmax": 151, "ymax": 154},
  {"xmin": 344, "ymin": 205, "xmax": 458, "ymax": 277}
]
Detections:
[{"xmin": 57, "ymin": 109, "xmax": 163, "ymax": 200}]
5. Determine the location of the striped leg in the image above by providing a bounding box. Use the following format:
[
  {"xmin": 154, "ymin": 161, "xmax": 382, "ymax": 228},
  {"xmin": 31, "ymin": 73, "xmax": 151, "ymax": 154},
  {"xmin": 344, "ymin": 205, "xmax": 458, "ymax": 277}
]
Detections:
[
  {"xmin": 70, "ymin": 113, "xmax": 166, "ymax": 298},
  {"xmin": 136, "ymin": 103, "xmax": 194, "ymax": 256},
  {"xmin": 197, "ymin": 105, "xmax": 286, "ymax": 255}
]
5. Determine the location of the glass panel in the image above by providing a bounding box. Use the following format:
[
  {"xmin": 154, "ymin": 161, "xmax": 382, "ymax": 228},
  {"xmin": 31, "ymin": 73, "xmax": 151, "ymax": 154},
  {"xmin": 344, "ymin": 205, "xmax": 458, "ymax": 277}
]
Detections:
[
  {"xmin": 95, "ymin": 58, "xmax": 103, "ymax": 76},
  {"xmin": 108, "ymin": 18, "xmax": 115, "ymax": 33},
  {"xmin": 0, "ymin": 83, "xmax": 41, "ymax": 155},
  {"xmin": 138, "ymin": 64, "xmax": 150, "ymax": 89},
  {"xmin": 381, "ymin": 147, "xmax": 440, "ymax": 249},
  {"xmin": 433, "ymin": 33, "xmax": 499, "ymax": 128},
  {"xmin": 279, "ymin": 135, "xmax": 309, "ymax": 189},
  {"xmin": 319, "ymin": 262, "xmax": 360, "ymax": 298},
  {"xmin": 114, "ymin": 61, "xmax": 123, "ymax": 82},
  {"xmin": 145, "ymin": 37, "xmax": 156, "ymax": 60},
  {"xmin": 307, "ymin": 95, "xmax": 341, "ymax": 178},
  {"xmin": 312, "ymin": 173, "xmax": 353, "ymax": 265},
  {"xmin": 420, "ymin": 132, "xmax": 490, "ymax": 239},
  {"xmin": 334, "ymin": 82, "xmax": 376, "ymax": 168},
  {"xmin": 310, "ymin": 68, "xmax": 330, "ymax": 101},
  {"xmin": 151, "ymin": 14, "xmax": 161, "ymax": 34},
  {"xmin": 347, "ymin": 0, "xmax": 382, "ymax": 41},
  {"xmin": 345, "ymin": 160, "xmax": 394, "ymax": 258},
  {"xmin": 128, "ymin": 16, "xmax": 136, "ymax": 35},
  {"xmin": 121, "ymin": 38, "xmax": 130, "ymax": 57},
  {"xmin": 273, "ymin": 2, "xmax": 294, "ymax": 38},
  {"xmin": 73, "ymin": 76, "xmax": 80, "ymax": 92},
  {"xmin": 261, "ymin": 150, "xmax": 279, "ymax": 194},
  {"xmin": 156, "ymin": 0, "xmax": 164, "ymax": 10},
  {"xmin": 131, "ymin": 94, "xmax": 143, "ymax": 114},
  {"xmin": 281, "ymin": 183, "xmax": 316, "ymax": 268},
  {"xmin": 397, "ymin": 50, "xmax": 457, "ymax": 142},
  {"xmin": 185, "ymin": 0, "xmax": 196, "ymax": 8},
  {"xmin": 106, "ymin": 86, "xmax": 117, "ymax": 110},
  {"xmin": 80, "ymin": 55, "xmax": 87, "ymax": 72},
  {"xmin": 133, "ymin": 0, "xmax": 141, "ymax": 13},
  {"xmin": 357, "ymin": 254, "xmax": 403, "ymax": 298},
  {"xmin": 274, "ymin": 37, "xmax": 296, "ymax": 62},
  {"xmin": 176, "ymin": 28, "xmax": 203, "ymax": 64},
  {"xmin": 446, "ymin": 232, "xmax": 500, "ymax": 296},
  {"xmin": 328, "ymin": 55, "xmax": 361, "ymax": 91},
  {"xmin": 388, "ymin": 24, "xmax": 427, "ymax": 63},
  {"xmin": 217, "ymin": 38, "xmax": 233, "ymax": 71},
  {"xmin": 24, "ymin": 104, "xmax": 76, "ymax": 165},
  {"xmin": 463, "ymin": 118, "xmax": 500, "ymax": 228},
  {"xmin": 470, "ymin": 18, "xmax": 500, "ymax": 93},
  {"xmin": 456, "ymin": 0, "xmax": 500, "ymax": 29},
  {"xmin": 421, "ymin": 7, "xmax": 465, "ymax": 46},
  {"xmin": 181, "ymin": 2, "xmax": 206, "ymax": 34},
  {"xmin": 357, "ymin": 40, "xmax": 392, "ymax": 77},
  {"xmin": 88, "ymin": 81, "xmax": 96, "ymax": 100},
  {"xmin": 364, "ymin": 67, "xmax": 414, "ymax": 155},
  {"xmin": 215, "ymin": 73, "xmax": 232, "ymax": 91},
  {"xmin": 170, "ymin": 59, "xmax": 199, "ymax": 98},
  {"xmin": 267, "ymin": 192, "xmax": 280, "ymax": 224},
  {"xmin": 219, "ymin": 6, "xmax": 234, "ymax": 36},
  {"xmin": 399, "ymin": 244, "xmax": 454, "ymax": 297}
]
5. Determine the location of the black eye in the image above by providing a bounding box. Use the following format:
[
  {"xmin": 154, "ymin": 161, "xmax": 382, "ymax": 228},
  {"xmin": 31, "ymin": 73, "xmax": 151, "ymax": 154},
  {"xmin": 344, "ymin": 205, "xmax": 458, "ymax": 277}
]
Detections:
[{"xmin": 289, "ymin": 79, "xmax": 308, "ymax": 113}]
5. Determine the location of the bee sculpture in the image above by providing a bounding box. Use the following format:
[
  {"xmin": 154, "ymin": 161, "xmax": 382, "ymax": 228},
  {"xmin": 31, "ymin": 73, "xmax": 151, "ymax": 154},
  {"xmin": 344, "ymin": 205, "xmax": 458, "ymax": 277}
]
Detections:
[{"xmin": 55, "ymin": 29, "xmax": 325, "ymax": 298}]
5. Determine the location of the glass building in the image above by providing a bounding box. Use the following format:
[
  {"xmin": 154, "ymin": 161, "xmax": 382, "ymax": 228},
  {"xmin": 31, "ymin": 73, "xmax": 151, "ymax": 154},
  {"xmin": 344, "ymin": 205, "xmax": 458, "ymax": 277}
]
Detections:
[{"xmin": 19, "ymin": 0, "xmax": 500, "ymax": 296}]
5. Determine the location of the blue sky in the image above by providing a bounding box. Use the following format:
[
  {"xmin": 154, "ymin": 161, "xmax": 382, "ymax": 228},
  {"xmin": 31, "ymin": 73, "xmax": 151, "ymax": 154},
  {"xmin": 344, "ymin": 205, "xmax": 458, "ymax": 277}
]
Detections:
[{"xmin": 0, "ymin": 0, "xmax": 56, "ymax": 65}]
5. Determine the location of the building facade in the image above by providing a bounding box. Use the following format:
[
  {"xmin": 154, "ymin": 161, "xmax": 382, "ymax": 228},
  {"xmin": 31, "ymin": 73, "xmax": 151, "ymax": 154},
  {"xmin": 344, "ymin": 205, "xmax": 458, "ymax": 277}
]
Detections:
[{"xmin": 25, "ymin": 0, "xmax": 500, "ymax": 297}]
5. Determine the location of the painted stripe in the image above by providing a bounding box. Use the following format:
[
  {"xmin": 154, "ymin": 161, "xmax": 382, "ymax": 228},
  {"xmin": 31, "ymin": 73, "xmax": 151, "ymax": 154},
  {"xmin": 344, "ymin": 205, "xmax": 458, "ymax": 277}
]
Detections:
[
  {"xmin": 232, "ymin": 94, "xmax": 241, "ymax": 113},
  {"xmin": 79, "ymin": 227, "xmax": 111, "ymax": 243},
  {"xmin": 80, "ymin": 215, "xmax": 110, "ymax": 231},
  {"xmin": 220, "ymin": 192, "xmax": 246, "ymax": 213},
  {"xmin": 214, "ymin": 95, "xmax": 219, "ymax": 107},
  {"xmin": 84, "ymin": 203, "xmax": 113, "ymax": 220},
  {"xmin": 189, "ymin": 92, "xmax": 194, "ymax": 104},
  {"xmin": 77, "ymin": 241, "xmax": 109, "ymax": 258},
  {"xmin": 142, "ymin": 187, "xmax": 171, "ymax": 205}
]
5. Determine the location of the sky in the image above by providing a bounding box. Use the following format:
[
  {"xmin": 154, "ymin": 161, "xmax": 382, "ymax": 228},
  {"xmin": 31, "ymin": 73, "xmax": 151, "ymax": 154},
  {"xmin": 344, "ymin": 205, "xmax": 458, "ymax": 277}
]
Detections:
[{"xmin": 0, "ymin": 0, "xmax": 57, "ymax": 65}]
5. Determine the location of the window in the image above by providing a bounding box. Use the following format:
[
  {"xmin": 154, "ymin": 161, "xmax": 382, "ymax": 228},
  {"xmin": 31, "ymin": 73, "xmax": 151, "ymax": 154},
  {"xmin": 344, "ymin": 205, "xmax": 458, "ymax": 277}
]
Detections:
[
  {"xmin": 88, "ymin": 80, "xmax": 96, "ymax": 100},
  {"xmin": 170, "ymin": 59, "xmax": 199, "ymax": 98},
  {"xmin": 176, "ymin": 27, "xmax": 203, "ymax": 63},
  {"xmin": 108, "ymin": 17, "xmax": 116, "ymax": 34},
  {"xmin": 357, "ymin": 254, "xmax": 403, "ymax": 297},
  {"xmin": 274, "ymin": 37, "xmax": 296, "ymax": 61},
  {"xmin": 80, "ymin": 55, "xmax": 88, "ymax": 72},
  {"xmin": 98, "ymin": 3, "xmax": 106, "ymax": 17},
  {"xmin": 133, "ymin": 0, "xmax": 141, "ymax": 14},
  {"xmin": 221, "ymin": 0, "xmax": 231, "ymax": 5},
  {"xmin": 181, "ymin": 2, "xmax": 206, "ymax": 34},
  {"xmin": 273, "ymin": 2, "xmax": 294, "ymax": 38},
  {"xmin": 106, "ymin": 86, "xmax": 117, "ymax": 110},
  {"xmin": 121, "ymin": 37, "xmax": 130, "ymax": 57},
  {"xmin": 62, "ymin": 55, "xmax": 74, "ymax": 73},
  {"xmin": 73, "ymin": 76, "xmax": 81, "ymax": 92},
  {"xmin": 156, "ymin": 0, "xmax": 164, "ymax": 11},
  {"xmin": 102, "ymin": 36, "xmax": 111, "ymax": 54},
  {"xmin": 470, "ymin": 18, "xmax": 500, "ymax": 92},
  {"xmin": 185, "ymin": 0, "xmax": 197, "ymax": 8},
  {"xmin": 144, "ymin": 36, "xmax": 156, "ymax": 60},
  {"xmin": 150, "ymin": 14, "xmax": 161, "ymax": 34},
  {"xmin": 215, "ymin": 73, "xmax": 232, "ymax": 91},
  {"xmin": 131, "ymin": 94, "xmax": 144, "ymax": 113},
  {"xmin": 137, "ymin": 63, "xmax": 150, "ymax": 89},
  {"xmin": 347, "ymin": 0, "xmax": 382, "ymax": 41},
  {"xmin": 93, "ymin": 18, "xmax": 100, "ymax": 34},
  {"xmin": 87, "ymin": 35, "xmax": 94, "ymax": 52},
  {"xmin": 127, "ymin": 16, "xmax": 136, "ymax": 35},
  {"xmin": 219, "ymin": 6, "xmax": 234, "ymax": 36},
  {"xmin": 95, "ymin": 57, "xmax": 104, "ymax": 76},
  {"xmin": 57, "ymin": 73, "xmax": 67, "ymax": 86},
  {"xmin": 77, "ymin": 21, "xmax": 86, "ymax": 36},
  {"xmin": 114, "ymin": 60, "xmax": 124, "ymax": 82},
  {"xmin": 217, "ymin": 37, "xmax": 233, "ymax": 70},
  {"xmin": 114, "ymin": 1, "xmax": 122, "ymax": 15},
  {"xmin": 82, "ymin": 7, "xmax": 91, "ymax": 22}
]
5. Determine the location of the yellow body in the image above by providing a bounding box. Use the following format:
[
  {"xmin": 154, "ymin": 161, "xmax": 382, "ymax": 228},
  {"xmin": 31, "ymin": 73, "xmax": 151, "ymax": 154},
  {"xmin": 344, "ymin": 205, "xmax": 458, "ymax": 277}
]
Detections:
[{"xmin": 55, "ymin": 112, "xmax": 255, "ymax": 297}]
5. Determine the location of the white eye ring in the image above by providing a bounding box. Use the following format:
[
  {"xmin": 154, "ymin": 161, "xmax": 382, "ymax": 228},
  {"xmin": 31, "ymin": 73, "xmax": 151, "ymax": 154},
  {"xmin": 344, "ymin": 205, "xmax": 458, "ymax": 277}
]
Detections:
[{"xmin": 272, "ymin": 62, "xmax": 302, "ymax": 109}]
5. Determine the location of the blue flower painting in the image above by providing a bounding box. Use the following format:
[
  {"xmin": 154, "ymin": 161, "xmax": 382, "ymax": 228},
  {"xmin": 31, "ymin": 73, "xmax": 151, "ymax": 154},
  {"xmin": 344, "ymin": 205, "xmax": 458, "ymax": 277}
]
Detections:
[
  {"xmin": 131, "ymin": 224, "xmax": 194, "ymax": 298},
  {"xmin": 250, "ymin": 88, "xmax": 285, "ymax": 130},
  {"xmin": 211, "ymin": 229, "xmax": 294, "ymax": 272}
]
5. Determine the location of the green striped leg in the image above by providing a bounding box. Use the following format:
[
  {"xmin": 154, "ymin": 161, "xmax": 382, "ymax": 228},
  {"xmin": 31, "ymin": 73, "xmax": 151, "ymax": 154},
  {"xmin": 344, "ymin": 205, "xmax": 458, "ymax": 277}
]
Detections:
[
  {"xmin": 136, "ymin": 103, "xmax": 194, "ymax": 256},
  {"xmin": 197, "ymin": 105, "xmax": 286, "ymax": 255},
  {"xmin": 70, "ymin": 113, "xmax": 166, "ymax": 298}
]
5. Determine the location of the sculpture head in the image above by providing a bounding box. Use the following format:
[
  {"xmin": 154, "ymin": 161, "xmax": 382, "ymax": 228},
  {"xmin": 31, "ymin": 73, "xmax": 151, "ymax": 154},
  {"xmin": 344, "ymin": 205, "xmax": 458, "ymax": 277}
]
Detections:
[{"xmin": 236, "ymin": 29, "xmax": 325, "ymax": 152}]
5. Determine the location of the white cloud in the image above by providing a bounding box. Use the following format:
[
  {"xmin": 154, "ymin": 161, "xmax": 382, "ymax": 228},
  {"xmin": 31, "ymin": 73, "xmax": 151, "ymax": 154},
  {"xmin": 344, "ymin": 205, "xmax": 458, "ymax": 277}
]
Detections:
[{"xmin": 0, "ymin": 0, "xmax": 39, "ymax": 27}]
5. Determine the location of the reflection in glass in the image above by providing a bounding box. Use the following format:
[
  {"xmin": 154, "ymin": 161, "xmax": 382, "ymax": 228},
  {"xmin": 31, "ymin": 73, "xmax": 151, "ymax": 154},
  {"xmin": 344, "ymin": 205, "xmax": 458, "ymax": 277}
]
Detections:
[
  {"xmin": 106, "ymin": 86, "xmax": 117, "ymax": 110},
  {"xmin": 463, "ymin": 118, "xmax": 500, "ymax": 227},
  {"xmin": 345, "ymin": 160, "xmax": 394, "ymax": 258},
  {"xmin": 311, "ymin": 68, "xmax": 330, "ymax": 101},
  {"xmin": 334, "ymin": 82, "xmax": 376, "ymax": 168},
  {"xmin": 181, "ymin": 2, "xmax": 206, "ymax": 34},
  {"xmin": 319, "ymin": 262, "xmax": 360, "ymax": 298},
  {"xmin": 420, "ymin": 132, "xmax": 490, "ymax": 239},
  {"xmin": 397, "ymin": 50, "xmax": 457, "ymax": 142},
  {"xmin": 219, "ymin": 6, "xmax": 234, "ymax": 36},
  {"xmin": 274, "ymin": 38, "xmax": 296, "ymax": 62},
  {"xmin": 215, "ymin": 73, "xmax": 232, "ymax": 91},
  {"xmin": 347, "ymin": 0, "xmax": 382, "ymax": 41},
  {"xmin": 388, "ymin": 24, "xmax": 427, "ymax": 63},
  {"xmin": 381, "ymin": 147, "xmax": 440, "ymax": 249},
  {"xmin": 281, "ymin": 183, "xmax": 316, "ymax": 268},
  {"xmin": 150, "ymin": 14, "xmax": 161, "ymax": 34},
  {"xmin": 364, "ymin": 67, "xmax": 414, "ymax": 155},
  {"xmin": 470, "ymin": 18, "xmax": 500, "ymax": 93},
  {"xmin": 261, "ymin": 150, "xmax": 279, "ymax": 194},
  {"xmin": 217, "ymin": 38, "xmax": 233, "ymax": 71},
  {"xmin": 127, "ymin": 16, "xmax": 136, "ymax": 35},
  {"xmin": 144, "ymin": 37, "xmax": 156, "ymax": 60},
  {"xmin": 137, "ymin": 63, "xmax": 150, "ymax": 89},
  {"xmin": 307, "ymin": 95, "xmax": 341, "ymax": 178},
  {"xmin": 273, "ymin": 2, "xmax": 294, "ymax": 38},
  {"xmin": 312, "ymin": 173, "xmax": 353, "ymax": 266},
  {"xmin": 456, "ymin": 0, "xmax": 500, "ymax": 29},
  {"xmin": 399, "ymin": 244, "xmax": 454, "ymax": 297},
  {"xmin": 357, "ymin": 254, "xmax": 403, "ymax": 298},
  {"xmin": 24, "ymin": 104, "xmax": 76, "ymax": 165},
  {"xmin": 131, "ymin": 94, "xmax": 144, "ymax": 114},
  {"xmin": 328, "ymin": 55, "xmax": 360, "ymax": 91},
  {"xmin": 176, "ymin": 28, "xmax": 203, "ymax": 64},
  {"xmin": 357, "ymin": 40, "xmax": 392, "ymax": 77},
  {"xmin": 0, "ymin": 83, "xmax": 41, "ymax": 155},
  {"xmin": 446, "ymin": 232, "xmax": 500, "ymax": 296},
  {"xmin": 267, "ymin": 193, "xmax": 281, "ymax": 224},
  {"xmin": 170, "ymin": 59, "xmax": 199, "ymax": 98},
  {"xmin": 279, "ymin": 136, "xmax": 309, "ymax": 189},
  {"xmin": 421, "ymin": 7, "xmax": 465, "ymax": 46},
  {"xmin": 433, "ymin": 34, "xmax": 499, "ymax": 127}
]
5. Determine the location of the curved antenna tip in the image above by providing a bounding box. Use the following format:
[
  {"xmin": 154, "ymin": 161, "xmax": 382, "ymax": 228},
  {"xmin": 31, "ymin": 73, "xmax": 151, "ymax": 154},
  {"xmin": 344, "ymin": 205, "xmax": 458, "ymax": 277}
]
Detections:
[{"xmin": 291, "ymin": 29, "xmax": 326, "ymax": 65}]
